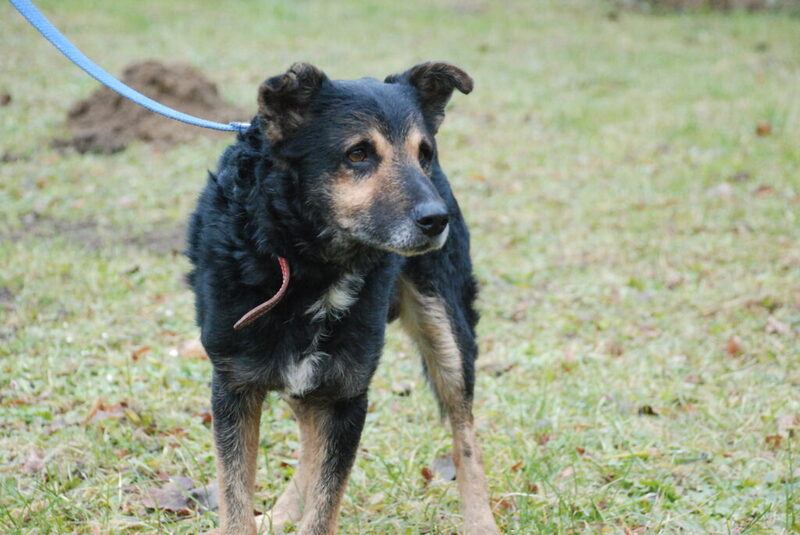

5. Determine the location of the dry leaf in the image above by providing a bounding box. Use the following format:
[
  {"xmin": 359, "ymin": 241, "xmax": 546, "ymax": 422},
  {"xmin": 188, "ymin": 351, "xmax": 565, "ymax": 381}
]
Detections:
[
  {"xmin": 141, "ymin": 476, "xmax": 196, "ymax": 516},
  {"xmin": 765, "ymin": 435, "xmax": 782, "ymax": 450},
  {"xmin": 19, "ymin": 450, "xmax": 45, "ymax": 474},
  {"xmin": 510, "ymin": 461, "xmax": 523, "ymax": 472},
  {"xmin": 179, "ymin": 339, "xmax": 207, "ymax": 359},
  {"xmin": 557, "ymin": 466, "xmax": 574, "ymax": 479},
  {"xmin": 479, "ymin": 359, "xmax": 515, "ymax": 377},
  {"xmin": 637, "ymin": 405, "xmax": 658, "ymax": 417},
  {"xmin": 131, "ymin": 346, "xmax": 151, "ymax": 361},
  {"xmin": 491, "ymin": 496, "xmax": 516, "ymax": 512},
  {"xmin": 431, "ymin": 453, "xmax": 457, "ymax": 481},
  {"xmin": 421, "ymin": 466, "xmax": 434, "ymax": 485},
  {"xmin": 84, "ymin": 399, "xmax": 128, "ymax": 424},
  {"xmin": 766, "ymin": 316, "xmax": 791, "ymax": 336},
  {"xmin": 726, "ymin": 336, "xmax": 743, "ymax": 357},
  {"xmin": 197, "ymin": 409, "xmax": 212, "ymax": 425},
  {"xmin": 753, "ymin": 184, "xmax": 774, "ymax": 197},
  {"xmin": 190, "ymin": 481, "xmax": 219, "ymax": 511},
  {"xmin": 756, "ymin": 121, "xmax": 772, "ymax": 136},
  {"xmin": 391, "ymin": 380, "xmax": 414, "ymax": 396},
  {"xmin": 604, "ymin": 339, "xmax": 624, "ymax": 357}
]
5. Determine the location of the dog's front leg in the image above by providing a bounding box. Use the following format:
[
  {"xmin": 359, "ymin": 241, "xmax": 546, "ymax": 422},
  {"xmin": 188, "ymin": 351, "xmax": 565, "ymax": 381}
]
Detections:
[
  {"xmin": 211, "ymin": 372, "xmax": 266, "ymax": 535},
  {"xmin": 291, "ymin": 393, "xmax": 368, "ymax": 535},
  {"xmin": 398, "ymin": 278, "xmax": 501, "ymax": 534}
]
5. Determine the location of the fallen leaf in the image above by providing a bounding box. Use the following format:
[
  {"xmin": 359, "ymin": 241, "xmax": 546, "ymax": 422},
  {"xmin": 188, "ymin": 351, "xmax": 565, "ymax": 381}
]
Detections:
[
  {"xmin": 84, "ymin": 399, "xmax": 128, "ymax": 424},
  {"xmin": 766, "ymin": 316, "xmax": 791, "ymax": 336},
  {"xmin": 765, "ymin": 435, "xmax": 782, "ymax": 450},
  {"xmin": 637, "ymin": 405, "xmax": 658, "ymax": 417},
  {"xmin": 491, "ymin": 496, "xmax": 516, "ymax": 512},
  {"xmin": 189, "ymin": 481, "xmax": 219, "ymax": 511},
  {"xmin": 557, "ymin": 466, "xmax": 574, "ymax": 479},
  {"xmin": 179, "ymin": 339, "xmax": 207, "ymax": 359},
  {"xmin": 19, "ymin": 450, "xmax": 45, "ymax": 474},
  {"xmin": 391, "ymin": 380, "xmax": 414, "ymax": 396},
  {"xmin": 726, "ymin": 336, "xmax": 743, "ymax": 357},
  {"xmin": 604, "ymin": 339, "xmax": 624, "ymax": 357},
  {"xmin": 510, "ymin": 461, "xmax": 523, "ymax": 472},
  {"xmin": 131, "ymin": 346, "xmax": 151, "ymax": 361},
  {"xmin": 756, "ymin": 121, "xmax": 772, "ymax": 136},
  {"xmin": 141, "ymin": 476, "xmax": 196, "ymax": 516},
  {"xmin": 431, "ymin": 453, "xmax": 457, "ymax": 481},
  {"xmin": 142, "ymin": 484, "xmax": 192, "ymax": 516},
  {"xmin": 197, "ymin": 409, "xmax": 212, "ymax": 425},
  {"xmin": 753, "ymin": 184, "xmax": 774, "ymax": 197},
  {"xmin": 421, "ymin": 466, "xmax": 434, "ymax": 485},
  {"xmin": 478, "ymin": 360, "xmax": 515, "ymax": 377}
]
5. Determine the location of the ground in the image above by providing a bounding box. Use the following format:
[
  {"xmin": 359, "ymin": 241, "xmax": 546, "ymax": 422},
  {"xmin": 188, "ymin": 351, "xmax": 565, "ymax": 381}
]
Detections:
[{"xmin": 1, "ymin": 1, "xmax": 799, "ymax": 533}]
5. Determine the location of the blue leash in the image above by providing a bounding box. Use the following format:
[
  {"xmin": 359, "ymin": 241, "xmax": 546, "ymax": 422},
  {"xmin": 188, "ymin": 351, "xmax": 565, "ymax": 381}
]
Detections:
[{"xmin": 8, "ymin": 0, "xmax": 250, "ymax": 133}]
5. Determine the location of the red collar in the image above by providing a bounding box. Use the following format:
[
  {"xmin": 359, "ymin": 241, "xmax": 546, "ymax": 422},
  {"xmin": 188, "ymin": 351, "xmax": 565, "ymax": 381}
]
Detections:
[{"xmin": 233, "ymin": 257, "xmax": 290, "ymax": 330}]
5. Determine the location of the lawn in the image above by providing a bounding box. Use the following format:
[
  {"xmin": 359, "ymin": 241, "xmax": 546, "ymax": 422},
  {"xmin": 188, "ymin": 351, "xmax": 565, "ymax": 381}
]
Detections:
[{"xmin": 2, "ymin": 0, "xmax": 799, "ymax": 533}]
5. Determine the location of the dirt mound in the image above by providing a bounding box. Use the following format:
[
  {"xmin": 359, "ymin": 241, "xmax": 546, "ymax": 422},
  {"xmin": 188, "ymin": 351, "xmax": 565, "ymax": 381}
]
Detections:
[{"xmin": 57, "ymin": 60, "xmax": 248, "ymax": 154}]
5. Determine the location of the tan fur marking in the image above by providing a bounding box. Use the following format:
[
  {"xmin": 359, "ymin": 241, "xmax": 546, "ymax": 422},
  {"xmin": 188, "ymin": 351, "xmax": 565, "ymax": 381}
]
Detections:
[
  {"xmin": 398, "ymin": 277, "xmax": 464, "ymax": 411},
  {"xmin": 369, "ymin": 129, "xmax": 393, "ymax": 163},
  {"xmin": 289, "ymin": 403, "xmax": 347, "ymax": 535},
  {"xmin": 398, "ymin": 277, "xmax": 500, "ymax": 535},
  {"xmin": 451, "ymin": 418, "xmax": 499, "ymax": 535},
  {"xmin": 330, "ymin": 129, "xmax": 407, "ymax": 231},
  {"xmin": 261, "ymin": 401, "xmax": 327, "ymax": 534},
  {"xmin": 404, "ymin": 127, "xmax": 425, "ymax": 166},
  {"xmin": 215, "ymin": 399, "xmax": 262, "ymax": 535}
]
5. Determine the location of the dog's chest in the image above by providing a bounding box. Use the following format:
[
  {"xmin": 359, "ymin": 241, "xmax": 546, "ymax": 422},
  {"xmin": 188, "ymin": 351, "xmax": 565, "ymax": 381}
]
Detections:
[{"xmin": 281, "ymin": 272, "xmax": 368, "ymax": 398}]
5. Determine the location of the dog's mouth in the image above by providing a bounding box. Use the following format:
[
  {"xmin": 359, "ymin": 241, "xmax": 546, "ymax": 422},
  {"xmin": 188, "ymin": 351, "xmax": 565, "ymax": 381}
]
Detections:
[{"xmin": 342, "ymin": 220, "xmax": 450, "ymax": 257}]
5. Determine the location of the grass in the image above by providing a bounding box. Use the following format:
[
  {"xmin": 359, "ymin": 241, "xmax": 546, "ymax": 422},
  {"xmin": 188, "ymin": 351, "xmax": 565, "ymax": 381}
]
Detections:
[{"xmin": 2, "ymin": 0, "xmax": 799, "ymax": 533}]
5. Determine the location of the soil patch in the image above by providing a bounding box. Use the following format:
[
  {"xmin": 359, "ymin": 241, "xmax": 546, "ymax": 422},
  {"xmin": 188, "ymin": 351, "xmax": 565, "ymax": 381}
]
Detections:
[
  {"xmin": 55, "ymin": 60, "xmax": 248, "ymax": 154},
  {"xmin": 3, "ymin": 213, "xmax": 187, "ymax": 256}
]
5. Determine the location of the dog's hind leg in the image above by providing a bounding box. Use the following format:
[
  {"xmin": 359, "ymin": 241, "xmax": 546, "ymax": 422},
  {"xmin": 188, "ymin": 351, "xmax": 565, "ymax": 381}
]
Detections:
[
  {"xmin": 279, "ymin": 394, "xmax": 368, "ymax": 535},
  {"xmin": 398, "ymin": 273, "xmax": 501, "ymax": 535},
  {"xmin": 211, "ymin": 373, "xmax": 266, "ymax": 535}
]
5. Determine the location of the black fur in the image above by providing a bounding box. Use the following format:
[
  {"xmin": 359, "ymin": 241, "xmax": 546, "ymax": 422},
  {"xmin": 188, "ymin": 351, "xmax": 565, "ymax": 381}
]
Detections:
[{"xmin": 186, "ymin": 62, "xmax": 481, "ymax": 533}]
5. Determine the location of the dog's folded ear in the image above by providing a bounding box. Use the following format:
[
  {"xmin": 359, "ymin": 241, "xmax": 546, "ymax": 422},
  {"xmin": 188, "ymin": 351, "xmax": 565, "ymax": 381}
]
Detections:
[
  {"xmin": 258, "ymin": 63, "xmax": 328, "ymax": 143},
  {"xmin": 385, "ymin": 62, "xmax": 473, "ymax": 133}
]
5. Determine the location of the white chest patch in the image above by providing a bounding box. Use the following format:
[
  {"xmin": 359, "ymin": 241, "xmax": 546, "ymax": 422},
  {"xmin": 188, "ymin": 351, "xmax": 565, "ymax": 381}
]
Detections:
[
  {"xmin": 283, "ymin": 352, "xmax": 325, "ymax": 397},
  {"xmin": 305, "ymin": 272, "xmax": 364, "ymax": 322}
]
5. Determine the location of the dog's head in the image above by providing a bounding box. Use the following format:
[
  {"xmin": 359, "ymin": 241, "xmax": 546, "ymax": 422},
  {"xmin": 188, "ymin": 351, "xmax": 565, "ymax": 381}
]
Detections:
[{"xmin": 257, "ymin": 62, "xmax": 472, "ymax": 256}]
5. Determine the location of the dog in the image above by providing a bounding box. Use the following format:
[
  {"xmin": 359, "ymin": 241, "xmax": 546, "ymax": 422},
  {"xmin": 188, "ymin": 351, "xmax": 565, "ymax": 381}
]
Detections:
[{"xmin": 187, "ymin": 61, "xmax": 500, "ymax": 535}]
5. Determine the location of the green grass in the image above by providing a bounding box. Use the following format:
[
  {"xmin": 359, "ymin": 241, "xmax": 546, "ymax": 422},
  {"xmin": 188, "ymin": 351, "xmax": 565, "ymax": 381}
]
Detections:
[{"xmin": 2, "ymin": 0, "xmax": 799, "ymax": 533}]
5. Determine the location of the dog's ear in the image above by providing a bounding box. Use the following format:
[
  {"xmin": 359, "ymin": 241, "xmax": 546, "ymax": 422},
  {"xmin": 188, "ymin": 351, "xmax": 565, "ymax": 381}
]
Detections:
[
  {"xmin": 258, "ymin": 62, "xmax": 328, "ymax": 143},
  {"xmin": 385, "ymin": 62, "xmax": 473, "ymax": 133}
]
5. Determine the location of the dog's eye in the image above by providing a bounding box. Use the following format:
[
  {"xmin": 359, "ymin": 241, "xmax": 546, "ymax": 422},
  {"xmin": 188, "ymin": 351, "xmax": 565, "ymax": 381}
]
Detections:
[
  {"xmin": 419, "ymin": 143, "xmax": 434, "ymax": 166},
  {"xmin": 347, "ymin": 149, "xmax": 368, "ymax": 163}
]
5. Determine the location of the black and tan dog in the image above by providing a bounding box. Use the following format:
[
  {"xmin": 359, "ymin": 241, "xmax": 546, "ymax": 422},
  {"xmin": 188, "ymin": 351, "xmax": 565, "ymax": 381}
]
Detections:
[{"xmin": 187, "ymin": 61, "xmax": 500, "ymax": 535}]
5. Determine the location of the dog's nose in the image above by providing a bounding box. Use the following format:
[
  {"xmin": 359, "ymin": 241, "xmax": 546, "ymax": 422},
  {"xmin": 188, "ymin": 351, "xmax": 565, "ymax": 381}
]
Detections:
[{"xmin": 413, "ymin": 202, "xmax": 450, "ymax": 237}]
